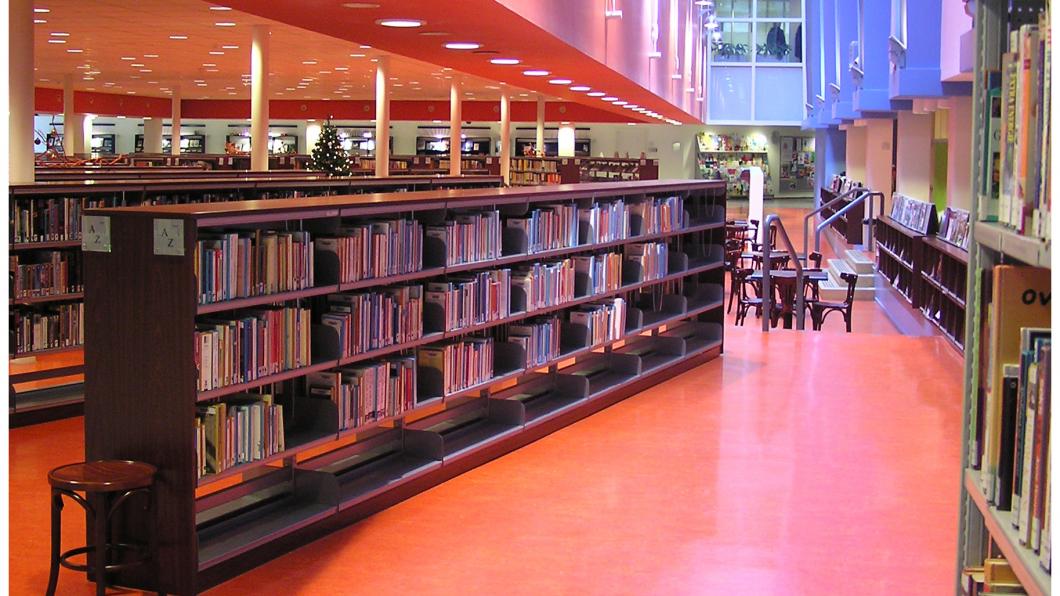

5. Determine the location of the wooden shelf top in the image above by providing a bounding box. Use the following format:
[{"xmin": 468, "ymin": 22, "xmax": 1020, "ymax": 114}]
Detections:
[
  {"xmin": 877, "ymin": 214, "xmax": 928, "ymax": 238},
  {"xmin": 88, "ymin": 179, "xmax": 724, "ymax": 221},
  {"xmin": 922, "ymin": 235, "xmax": 970, "ymax": 263}
]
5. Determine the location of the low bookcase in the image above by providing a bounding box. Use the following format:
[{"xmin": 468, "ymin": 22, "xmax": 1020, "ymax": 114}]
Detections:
[
  {"xmin": 83, "ymin": 179, "xmax": 726, "ymax": 593},
  {"xmin": 874, "ymin": 214, "xmax": 926, "ymax": 307}
]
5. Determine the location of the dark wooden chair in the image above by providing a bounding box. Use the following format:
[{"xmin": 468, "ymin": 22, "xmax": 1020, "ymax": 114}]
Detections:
[
  {"xmin": 47, "ymin": 460, "xmax": 159, "ymax": 596},
  {"xmin": 733, "ymin": 268, "xmax": 762, "ymax": 326},
  {"xmin": 811, "ymin": 271, "xmax": 859, "ymax": 332},
  {"xmin": 807, "ymin": 251, "xmax": 823, "ymax": 268},
  {"xmin": 724, "ymin": 239, "xmax": 745, "ymax": 313}
]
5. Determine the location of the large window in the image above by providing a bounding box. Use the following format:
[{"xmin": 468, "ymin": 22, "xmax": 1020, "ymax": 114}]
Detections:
[{"xmin": 706, "ymin": 0, "xmax": 806, "ymax": 123}]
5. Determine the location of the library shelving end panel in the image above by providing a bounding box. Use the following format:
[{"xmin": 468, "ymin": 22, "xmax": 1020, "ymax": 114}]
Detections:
[{"xmin": 83, "ymin": 211, "xmax": 199, "ymax": 594}]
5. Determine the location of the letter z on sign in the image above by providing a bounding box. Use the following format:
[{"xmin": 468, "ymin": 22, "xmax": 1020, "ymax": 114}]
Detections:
[{"xmin": 153, "ymin": 219, "xmax": 185, "ymax": 256}]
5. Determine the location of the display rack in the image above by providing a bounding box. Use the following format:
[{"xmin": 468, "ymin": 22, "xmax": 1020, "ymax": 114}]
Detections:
[
  {"xmin": 697, "ymin": 151, "xmax": 771, "ymax": 198},
  {"xmin": 7, "ymin": 174, "xmax": 502, "ymax": 426},
  {"xmin": 820, "ymin": 185, "xmax": 867, "ymax": 245},
  {"xmin": 956, "ymin": 1, "xmax": 1052, "ymax": 594},
  {"xmin": 82, "ymin": 179, "xmax": 726, "ymax": 593}
]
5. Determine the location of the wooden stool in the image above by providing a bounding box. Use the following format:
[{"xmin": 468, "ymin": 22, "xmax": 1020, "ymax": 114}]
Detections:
[{"xmin": 47, "ymin": 460, "xmax": 157, "ymax": 596}]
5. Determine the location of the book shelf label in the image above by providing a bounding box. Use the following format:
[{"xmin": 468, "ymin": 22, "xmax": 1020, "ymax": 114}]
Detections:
[
  {"xmin": 82, "ymin": 216, "xmax": 112, "ymax": 253},
  {"xmin": 153, "ymin": 219, "xmax": 185, "ymax": 256}
]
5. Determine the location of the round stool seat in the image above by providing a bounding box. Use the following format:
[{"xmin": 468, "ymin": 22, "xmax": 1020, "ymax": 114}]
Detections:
[{"xmin": 48, "ymin": 460, "xmax": 156, "ymax": 493}]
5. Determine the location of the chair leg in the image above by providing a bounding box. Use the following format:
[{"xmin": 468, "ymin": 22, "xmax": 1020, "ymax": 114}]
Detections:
[
  {"xmin": 93, "ymin": 496, "xmax": 108, "ymax": 596},
  {"xmin": 46, "ymin": 490, "xmax": 63, "ymax": 596},
  {"xmin": 845, "ymin": 309, "xmax": 852, "ymax": 333}
]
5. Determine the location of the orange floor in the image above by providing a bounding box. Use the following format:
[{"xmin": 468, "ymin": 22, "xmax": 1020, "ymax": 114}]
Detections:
[{"xmin": 7, "ymin": 204, "xmax": 966, "ymax": 595}]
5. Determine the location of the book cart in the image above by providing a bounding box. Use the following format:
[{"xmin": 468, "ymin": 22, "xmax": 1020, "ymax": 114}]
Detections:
[
  {"xmin": 82, "ymin": 179, "xmax": 726, "ymax": 593},
  {"xmin": 9, "ymin": 174, "xmax": 501, "ymax": 425}
]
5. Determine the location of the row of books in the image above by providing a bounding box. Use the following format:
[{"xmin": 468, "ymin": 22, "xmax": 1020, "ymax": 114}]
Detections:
[
  {"xmin": 513, "ymin": 259, "xmax": 576, "ymax": 313},
  {"xmin": 10, "ymin": 303, "xmax": 84, "ymax": 356},
  {"xmin": 10, "ymin": 197, "xmax": 105, "ymax": 244},
  {"xmin": 196, "ymin": 231, "xmax": 315, "ymax": 305},
  {"xmin": 511, "ymin": 157, "xmax": 558, "ymax": 172},
  {"xmin": 308, "ymin": 357, "xmax": 417, "ymax": 431},
  {"xmin": 504, "ymin": 316, "xmax": 562, "ymax": 368},
  {"xmin": 575, "ymin": 252, "xmax": 623, "ymax": 295},
  {"xmin": 633, "ymin": 196, "xmax": 684, "ymax": 236},
  {"xmin": 10, "ymin": 252, "xmax": 82, "ymax": 299},
  {"xmin": 580, "ymin": 199, "xmax": 631, "ymax": 244},
  {"xmin": 570, "ymin": 298, "xmax": 626, "ymax": 346},
  {"xmin": 980, "ymin": 13, "xmax": 1051, "ymax": 241},
  {"xmin": 427, "ymin": 270, "xmax": 511, "ymax": 332},
  {"xmin": 427, "ymin": 210, "xmax": 502, "ymax": 266},
  {"xmin": 195, "ymin": 306, "xmax": 312, "ymax": 392},
  {"xmin": 418, "ymin": 337, "xmax": 494, "ymax": 396},
  {"xmin": 974, "ymin": 265, "xmax": 1050, "ymax": 573},
  {"xmin": 316, "ymin": 218, "xmax": 423, "ymax": 284},
  {"xmin": 507, "ymin": 203, "xmax": 579, "ymax": 253},
  {"xmin": 627, "ymin": 242, "xmax": 669, "ymax": 282},
  {"xmin": 510, "ymin": 171, "xmax": 562, "ymax": 186},
  {"xmin": 322, "ymin": 285, "xmax": 423, "ymax": 358},
  {"xmin": 195, "ymin": 393, "xmax": 286, "ymax": 478}
]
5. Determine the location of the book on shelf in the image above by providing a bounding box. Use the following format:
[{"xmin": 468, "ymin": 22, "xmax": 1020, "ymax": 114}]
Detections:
[
  {"xmin": 10, "ymin": 251, "xmax": 83, "ymax": 298},
  {"xmin": 504, "ymin": 316, "xmax": 561, "ymax": 368},
  {"xmin": 10, "ymin": 196, "xmax": 106, "ymax": 244},
  {"xmin": 625, "ymin": 242, "xmax": 669, "ymax": 282},
  {"xmin": 315, "ymin": 217, "xmax": 423, "ymax": 284},
  {"xmin": 579, "ymin": 198, "xmax": 630, "ymax": 244},
  {"xmin": 569, "ymin": 298, "xmax": 626, "ymax": 346},
  {"xmin": 322, "ymin": 285, "xmax": 423, "ymax": 357},
  {"xmin": 195, "ymin": 392, "xmax": 285, "ymax": 478},
  {"xmin": 629, "ymin": 195, "xmax": 684, "ymax": 235},
  {"xmin": 417, "ymin": 336, "xmax": 495, "ymax": 396},
  {"xmin": 195, "ymin": 305, "xmax": 312, "ymax": 392},
  {"xmin": 512, "ymin": 258, "xmax": 576, "ymax": 312},
  {"xmin": 307, "ymin": 356, "xmax": 416, "ymax": 431},
  {"xmin": 506, "ymin": 203, "xmax": 579, "ymax": 254},
  {"xmin": 427, "ymin": 210, "xmax": 501, "ymax": 266},
  {"xmin": 979, "ymin": 77, "xmax": 1003, "ymax": 222},
  {"xmin": 196, "ymin": 230, "xmax": 315, "ymax": 304},
  {"xmin": 425, "ymin": 269, "xmax": 511, "ymax": 332},
  {"xmin": 10, "ymin": 302, "xmax": 84, "ymax": 356},
  {"xmin": 574, "ymin": 252, "xmax": 623, "ymax": 295}
]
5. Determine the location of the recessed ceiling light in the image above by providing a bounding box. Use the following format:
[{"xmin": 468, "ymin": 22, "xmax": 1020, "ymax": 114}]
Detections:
[
  {"xmin": 34, "ymin": 7, "xmax": 49, "ymax": 12},
  {"xmin": 34, "ymin": 19, "xmax": 46, "ymax": 23},
  {"xmin": 215, "ymin": 22, "xmax": 236, "ymax": 27},
  {"xmin": 601, "ymin": 96, "xmax": 617, "ymax": 101},
  {"xmin": 548, "ymin": 78, "xmax": 572, "ymax": 85},
  {"xmin": 523, "ymin": 69, "xmax": 549, "ymax": 76},
  {"xmin": 196, "ymin": 83, "xmax": 207, "ymax": 87},
  {"xmin": 490, "ymin": 58, "xmax": 520, "ymax": 65},
  {"xmin": 611, "ymin": 100, "xmax": 627, "ymax": 105},
  {"xmin": 202, "ymin": 63, "xmax": 217, "ymax": 67},
  {"xmin": 126, "ymin": 91, "xmax": 136, "ymax": 94},
  {"xmin": 221, "ymin": 44, "xmax": 239, "ymax": 49},
  {"xmin": 47, "ymin": 39, "xmax": 66, "ymax": 44},
  {"xmin": 83, "ymin": 77, "xmax": 94, "ymax": 80},
  {"xmin": 360, "ymin": 45, "xmax": 372, "ymax": 48},
  {"xmin": 121, "ymin": 56, "xmax": 135, "ymax": 60},
  {"xmin": 169, "ymin": 35, "xmax": 188, "ymax": 40},
  {"xmin": 377, "ymin": 18, "xmax": 424, "ymax": 28},
  {"xmin": 349, "ymin": 53, "xmax": 366, "ymax": 58},
  {"xmin": 625, "ymin": 104, "xmax": 639, "ymax": 109},
  {"xmin": 569, "ymin": 85, "xmax": 591, "ymax": 92},
  {"xmin": 445, "ymin": 42, "xmax": 481, "ymax": 50},
  {"xmin": 341, "ymin": 2, "xmax": 380, "ymax": 7},
  {"xmin": 302, "ymin": 60, "xmax": 318, "ymax": 65},
  {"xmin": 144, "ymin": 54, "xmax": 159, "ymax": 58},
  {"xmin": 210, "ymin": 5, "xmax": 232, "ymax": 10},
  {"xmin": 209, "ymin": 50, "xmax": 224, "ymax": 55},
  {"xmin": 319, "ymin": 70, "xmax": 332, "ymax": 74},
  {"xmin": 587, "ymin": 91, "xmax": 605, "ymax": 97},
  {"xmin": 131, "ymin": 63, "xmax": 144, "ymax": 67},
  {"xmin": 49, "ymin": 31, "xmax": 69, "ymax": 36},
  {"xmin": 140, "ymin": 69, "xmax": 152, "ymax": 73}
]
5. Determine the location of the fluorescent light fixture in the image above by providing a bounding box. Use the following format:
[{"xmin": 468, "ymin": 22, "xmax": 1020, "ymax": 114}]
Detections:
[
  {"xmin": 350, "ymin": 53, "xmax": 366, "ymax": 58},
  {"xmin": 335, "ymin": 66, "xmax": 349, "ymax": 71},
  {"xmin": 131, "ymin": 63, "xmax": 144, "ymax": 67},
  {"xmin": 601, "ymin": 96, "xmax": 617, "ymax": 101},
  {"xmin": 523, "ymin": 69, "xmax": 550, "ymax": 76},
  {"xmin": 444, "ymin": 42, "xmax": 481, "ymax": 50},
  {"xmin": 210, "ymin": 5, "xmax": 232, "ymax": 10},
  {"xmin": 34, "ymin": 7, "xmax": 49, "ymax": 12},
  {"xmin": 222, "ymin": 44, "xmax": 239, "ymax": 49},
  {"xmin": 144, "ymin": 54, "xmax": 159, "ymax": 58},
  {"xmin": 625, "ymin": 104, "xmax": 639, "ymax": 109},
  {"xmin": 611, "ymin": 100, "xmax": 627, "ymax": 105},
  {"xmin": 50, "ymin": 31, "xmax": 69, "ymax": 36},
  {"xmin": 169, "ymin": 35, "xmax": 188, "ymax": 40},
  {"xmin": 548, "ymin": 78, "xmax": 572, "ymax": 85},
  {"xmin": 587, "ymin": 91, "xmax": 606, "ymax": 97},
  {"xmin": 490, "ymin": 58, "xmax": 520, "ymax": 65},
  {"xmin": 215, "ymin": 22, "xmax": 236, "ymax": 27},
  {"xmin": 209, "ymin": 50, "xmax": 224, "ymax": 55},
  {"xmin": 569, "ymin": 85, "xmax": 591, "ymax": 92},
  {"xmin": 302, "ymin": 60, "xmax": 318, "ymax": 65},
  {"xmin": 47, "ymin": 39, "xmax": 66, "ymax": 44},
  {"xmin": 34, "ymin": 19, "xmax": 46, "ymax": 23},
  {"xmin": 377, "ymin": 19, "xmax": 424, "ymax": 28}
]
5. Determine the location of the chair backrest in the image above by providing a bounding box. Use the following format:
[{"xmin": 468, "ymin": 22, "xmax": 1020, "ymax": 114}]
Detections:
[
  {"xmin": 736, "ymin": 268, "xmax": 758, "ymax": 299},
  {"xmin": 808, "ymin": 251, "xmax": 823, "ymax": 268},
  {"xmin": 840, "ymin": 271, "xmax": 858, "ymax": 305}
]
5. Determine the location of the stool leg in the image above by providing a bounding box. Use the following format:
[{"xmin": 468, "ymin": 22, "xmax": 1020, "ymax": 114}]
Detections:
[
  {"xmin": 46, "ymin": 490, "xmax": 63, "ymax": 596},
  {"xmin": 93, "ymin": 495, "xmax": 107, "ymax": 596}
]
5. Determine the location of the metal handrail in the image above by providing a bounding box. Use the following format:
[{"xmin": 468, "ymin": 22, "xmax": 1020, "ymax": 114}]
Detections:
[
  {"xmin": 860, "ymin": 191, "xmax": 886, "ymax": 248},
  {"xmin": 802, "ymin": 186, "xmax": 865, "ymax": 255},
  {"xmin": 761, "ymin": 214, "xmax": 806, "ymax": 332}
]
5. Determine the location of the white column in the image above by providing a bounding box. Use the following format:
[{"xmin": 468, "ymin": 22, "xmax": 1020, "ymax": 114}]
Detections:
[
  {"xmin": 500, "ymin": 91, "xmax": 511, "ymax": 185},
  {"xmin": 375, "ymin": 55, "xmax": 390, "ymax": 177},
  {"xmin": 82, "ymin": 114, "xmax": 94, "ymax": 154},
  {"xmin": 170, "ymin": 87, "xmax": 182, "ymax": 156},
  {"xmin": 535, "ymin": 95, "xmax": 545, "ymax": 157},
  {"xmin": 305, "ymin": 121, "xmax": 322, "ymax": 154},
  {"xmin": 449, "ymin": 81, "xmax": 462, "ymax": 176},
  {"xmin": 945, "ymin": 96, "xmax": 973, "ymax": 210},
  {"xmin": 143, "ymin": 117, "xmax": 163, "ymax": 153},
  {"xmin": 864, "ymin": 118, "xmax": 895, "ymax": 195},
  {"xmin": 9, "ymin": 0, "xmax": 34, "ymax": 182},
  {"xmin": 62, "ymin": 73, "xmax": 81, "ymax": 156},
  {"xmin": 557, "ymin": 124, "xmax": 575, "ymax": 157},
  {"xmin": 895, "ymin": 110, "xmax": 934, "ymax": 200},
  {"xmin": 250, "ymin": 25, "xmax": 270, "ymax": 171}
]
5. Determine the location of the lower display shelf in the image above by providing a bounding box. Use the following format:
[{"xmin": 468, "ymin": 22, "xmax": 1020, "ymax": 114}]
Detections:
[{"xmin": 963, "ymin": 469, "xmax": 1050, "ymax": 596}]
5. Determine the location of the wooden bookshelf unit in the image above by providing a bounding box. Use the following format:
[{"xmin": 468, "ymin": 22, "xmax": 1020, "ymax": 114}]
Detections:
[
  {"xmin": 82, "ymin": 179, "xmax": 726, "ymax": 593},
  {"xmin": 8, "ymin": 174, "xmax": 501, "ymax": 426},
  {"xmin": 919, "ymin": 236, "xmax": 968, "ymax": 351},
  {"xmin": 874, "ymin": 214, "xmax": 926, "ymax": 308},
  {"xmin": 820, "ymin": 186, "xmax": 866, "ymax": 245}
]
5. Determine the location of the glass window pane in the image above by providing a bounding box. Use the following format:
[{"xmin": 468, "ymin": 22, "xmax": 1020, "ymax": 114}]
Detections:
[
  {"xmin": 755, "ymin": 21, "xmax": 803, "ymax": 63},
  {"xmin": 710, "ymin": 21, "xmax": 752, "ymax": 63},
  {"xmin": 714, "ymin": 0, "xmax": 752, "ymax": 18},
  {"xmin": 754, "ymin": 66, "xmax": 804, "ymax": 121},
  {"xmin": 709, "ymin": 66, "xmax": 753, "ymax": 121},
  {"xmin": 756, "ymin": 0, "xmax": 801, "ymax": 19}
]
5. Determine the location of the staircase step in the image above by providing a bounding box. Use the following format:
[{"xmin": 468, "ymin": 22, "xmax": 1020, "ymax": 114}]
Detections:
[
  {"xmin": 826, "ymin": 259, "xmax": 876, "ymax": 288},
  {"xmin": 844, "ymin": 249, "xmax": 876, "ymax": 274},
  {"xmin": 819, "ymin": 278, "xmax": 876, "ymax": 301}
]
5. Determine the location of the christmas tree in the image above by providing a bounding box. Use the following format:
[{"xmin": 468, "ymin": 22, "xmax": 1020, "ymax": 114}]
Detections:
[{"xmin": 309, "ymin": 120, "xmax": 351, "ymax": 176}]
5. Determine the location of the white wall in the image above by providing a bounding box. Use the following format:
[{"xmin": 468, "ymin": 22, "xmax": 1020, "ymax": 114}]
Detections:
[
  {"xmin": 864, "ymin": 118, "xmax": 894, "ymax": 195},
  {"xmin": 844, "ymin": 126, "xmax": 867, "ymax": 183},
  {"xmin": 895, "ymin": 110, "xmax": 934, "ymax": 201},
  {"xmin": 945, "ymin": 96, "xmax": 973, "ymax": 210}
]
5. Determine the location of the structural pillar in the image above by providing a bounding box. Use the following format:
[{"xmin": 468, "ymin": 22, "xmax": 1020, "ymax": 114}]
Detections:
[
  {"xmin": 375, "ymin": 55, "xmax": 390, "ymax": 177},
  {"xmin": 170, "ymin": 87, "xmax": 182, "ymax": 156},
  {"xmin": 449, "ymin": 81, "xmax": 462, "ymax": 176},
  {"xmin": 250, "ymin": 25, "xmax": 270, "ymax": 171},
  {"xmin": 500, "ymin": 91, "xmax": 511, "ymax": 185},
  {"xmin": 9, "ymin": 0, "xmax": 34, "ymax": 182},
  {"xmin": 557, "ymin": 124, "xmax": 575, "ymax": 157},
  {"xmin": 143, "ymin": 117, "xmax": 163, "ymax": 153},
  {"xmin": 535, "ymin": 95, "xmax": 545, "ymax": 156},
  {"xmin": 62, "ymin": 74, "xmax": 82, "ymax": 157}
]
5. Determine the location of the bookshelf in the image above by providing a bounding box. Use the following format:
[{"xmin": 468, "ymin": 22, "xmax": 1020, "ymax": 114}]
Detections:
[
  {"xmin": 957, "ymin": 1, "xmax": 1052, "ymax": 595},
  {"xmin": 7, "ymin": 174, "xmax": 502, "ymax": 426},
  {"xmin": 874, "ymin": 215, "xmax": 925, "ymax": 307},
  {"xmin": 919, "ymin": 236, "xmax": 968, "ymax": 351},
  {"xmin": 696, "ymin": 151, "xmax": 771, "ymax": 198},
  {"xmin": 82, "ymin": 179, "xmax": 726, "ymax": 593},
  {"xmin": 505, "ymin": 157, "xmax": 659, "ymax": 186}
]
